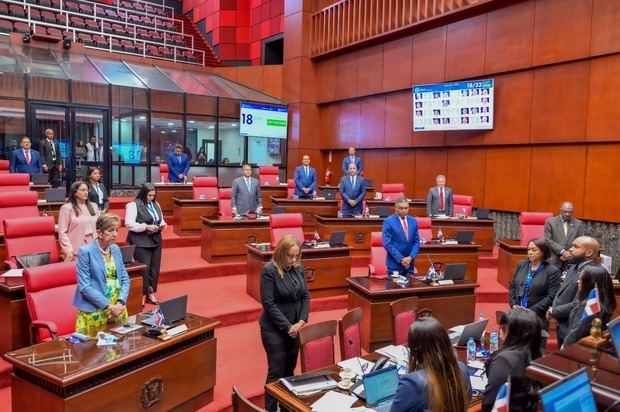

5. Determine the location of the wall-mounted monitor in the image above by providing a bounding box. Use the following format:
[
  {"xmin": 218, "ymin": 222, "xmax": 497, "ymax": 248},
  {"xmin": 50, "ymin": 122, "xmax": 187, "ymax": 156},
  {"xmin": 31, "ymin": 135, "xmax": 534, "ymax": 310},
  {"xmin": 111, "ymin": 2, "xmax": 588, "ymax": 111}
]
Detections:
[
  {"xmin": 240, "ymin": 102, "xmax": 288, "ymax": 139},
  {"xmin": 413, "ymin": 79, "xmax": 494, "ymax": 132}
]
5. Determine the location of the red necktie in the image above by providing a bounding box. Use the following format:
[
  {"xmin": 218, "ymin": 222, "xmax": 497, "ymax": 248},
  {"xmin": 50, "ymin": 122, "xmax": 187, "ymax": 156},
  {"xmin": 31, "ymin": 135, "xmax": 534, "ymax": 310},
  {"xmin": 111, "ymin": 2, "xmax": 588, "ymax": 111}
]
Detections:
[
  {"xmin": 439, "ymin": 188, "xmax": 444, "ymax": 211},
  {"xmin": 25, "ymin": 150, "xmax": 30, "ymax": 164},
  {"xmin": 402, "ymin": 217, "xmax": 409, "ymax": 240}
]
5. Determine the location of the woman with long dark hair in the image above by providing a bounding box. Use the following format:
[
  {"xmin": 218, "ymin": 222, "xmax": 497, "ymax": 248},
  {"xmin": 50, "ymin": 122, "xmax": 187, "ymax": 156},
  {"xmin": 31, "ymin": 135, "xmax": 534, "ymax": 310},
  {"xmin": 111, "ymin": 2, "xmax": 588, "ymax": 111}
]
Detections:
[
  {"xmin": 58, "ymin": 181, "xmax": 100, "ymax": 262},
  {"xmin": 390, "ymin": 316, "xmax": 471, "ymax": 412},
  {"xmin": 563, "ymin": 266, "xmax": 616, "ymax": 347},
  {"xmin": 85, "ymin": 166, "xmax": 109, "ymax": 213},
  {"xmin": 125, "ymin": 182, "xmax": 167, "ymax": 306},
  {"xmin": 482, "ymin": 309, "xmax": 541, "ymax": 412}
]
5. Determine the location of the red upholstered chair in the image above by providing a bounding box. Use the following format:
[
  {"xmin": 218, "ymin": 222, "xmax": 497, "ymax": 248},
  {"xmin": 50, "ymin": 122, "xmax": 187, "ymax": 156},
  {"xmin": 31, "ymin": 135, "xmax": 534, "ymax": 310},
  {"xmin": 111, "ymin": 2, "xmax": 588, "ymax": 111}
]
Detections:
[
  {"xmin": 269, "ymin": 213, "xmax": 304, "ymax": 247},
  {"xmin": 415, "ymin": 217, "xmax": 433, "ymax": 241},
  {"xmin": 23, "ymin": 262, "xmax": 78, "ymax": 343},
  {"xmin": 339, "ymin": 307, "xmax": 363, "ymax": 360},
  {"xmin": 519, "ymin": 212, "xmax": 553, "ymax": 245},
  {"xmin": 259, "ymin": 166, "xmax": 279, "ymax": 186},
  {"xmin": 299, "ymin": 320, "xmax": 338, "ymax": 372},
  {"xmin": 0, "ymin": 173, "xmax": 30, "ymax": 192},
  {"xmin": 0, "ymin": 160, "xmax": 9, "ymax": 174},
  {"xmin": 452, "ymin": 195, "xmax": 474, "ymax": 217},
  {"xmin": 287, "ymin": 179, "xmax": 295, "ymax": 198},
  {"xmin": 381, "ymin": 183, "xmax": 405, "ymax": 202},
  {"xmin": 218, "ymin": 188, "xmax": 232, "ymax": 217},
  {"xmin": 231, "ymin": 386, "xmax": 266, "ymax": 412},
  {"xmin": 159, "ymin": 163, "xmax": 169, "ymax": 183},
  {"xmin": 193, "ymin": 176, "xmax": 219, "ymax": 200},
  {"xmin": 0, "ymin": 191, "xmax": 40, "ymax": 236},
  {"xmin": 368, "ymin": 232, "xmax": 388, "ymax": 278},
  {"xmin": 3, "ymin": 216, "xmax": 58, "ymax": 269},
  {"xmin": 390, "ymin": 297, "xmax": 420, "ymax": 346}
]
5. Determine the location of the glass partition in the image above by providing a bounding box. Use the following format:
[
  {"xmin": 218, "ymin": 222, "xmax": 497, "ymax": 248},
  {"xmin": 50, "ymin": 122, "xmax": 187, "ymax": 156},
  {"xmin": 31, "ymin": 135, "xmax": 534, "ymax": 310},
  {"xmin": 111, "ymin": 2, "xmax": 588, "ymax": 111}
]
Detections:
[
  {"xmin": 248, "ymin": 136, "xmax": 285, "ymax": 166},
  {"xmin": 186, "ymin": 115, "xmax": 216, "ymax": 165},
  {"xmin": 218, "ymin": 119, "xmax": 243, "ymax": 166},
  {"xmin": 157, "ymin": 66, "xmax": 214, "ymax": 95},
  {"xmin": 189, "ymin": 72, "xmax": 243, "ymax": 99},
  {"xmin": 54, "ymin": 51, "xmax": 107, "ymax": 84},
  {"xmin": 150, "ymin": 113, "xmax": 183, "ymax": 163},
  {"xmin": 17, "ymin": 46, "xmax": 68, "ymax": 79},
  {"xmin": 89, "ymin": 57, "xmax": 146, "ymax": 88},
  {"xmin": 0, "ymin": 100, "xmax": 26, "ymax": 160},
  {"xmin": 124, "ymin": 62, "xmax": 182, "ymax": 92},
  {"xmin": 215, "ymin": 76, "xmax": 283, "ymax": 104}
]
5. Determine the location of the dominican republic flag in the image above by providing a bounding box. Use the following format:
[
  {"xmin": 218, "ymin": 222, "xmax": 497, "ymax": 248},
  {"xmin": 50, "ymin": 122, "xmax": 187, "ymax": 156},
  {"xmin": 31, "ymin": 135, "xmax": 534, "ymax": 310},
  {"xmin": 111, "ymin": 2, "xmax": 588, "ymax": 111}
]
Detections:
[
  {"xmin": 492, "ymin": 381, "xmax": 510, "ymax": 412},
  {"xmin": 582, "ymin": 288, "xmax": 601, "ymax": 320},
  {"xmin": 154, "ymin": 307, "xmax": 165, "ymax": 327}
]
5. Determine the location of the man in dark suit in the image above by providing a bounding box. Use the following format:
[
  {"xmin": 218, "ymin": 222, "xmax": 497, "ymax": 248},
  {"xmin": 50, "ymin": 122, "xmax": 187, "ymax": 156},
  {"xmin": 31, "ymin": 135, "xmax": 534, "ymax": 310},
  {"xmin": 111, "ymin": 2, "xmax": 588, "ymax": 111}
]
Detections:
[
  {"xmin": 547, "ymin": 236, "xmax": 600, "ymax": 347},
  {"xmin": 231, "ymin": 164, "xmax": 263, "ymax": 215},
  {"xmin": 293, "ymin": 154, "xmax": 316, "ymax": 199},
  {"xmin": 166, "ymin": 144, "xmax": 190, "ymax": 183},
  {"xmin": 39, "ymin": 129, "xmax": 63, "ymax": 187},
  {"xmin": 341, "ymin": 146, "xmax": 363, "ymax": 176},
  {"xmin": 339, "ymin": 163, "xmax": 366, "ymax": 216},
  {"xmin": 544, "ymin": 201, "xmax": 585, "ymax": 269},
  {"xmin": 382, "ymin": 198, "xmax": 420, "ymax": 275},
  {"xmin": 10, "ymin": 136, "xmax": 43, "ymax": 175},
  {"xmin": 426, "ymin": 174, "xmax": 453, "ymax": 216}
]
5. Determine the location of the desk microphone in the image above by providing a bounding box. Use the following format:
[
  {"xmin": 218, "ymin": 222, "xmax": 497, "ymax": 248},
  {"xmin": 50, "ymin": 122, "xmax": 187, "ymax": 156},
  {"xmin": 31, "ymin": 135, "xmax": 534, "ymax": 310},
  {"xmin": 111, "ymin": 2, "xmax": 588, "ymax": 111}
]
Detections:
[{"xmin": 348, "ymin": 339, "xmax": 366, "ymax": 377}]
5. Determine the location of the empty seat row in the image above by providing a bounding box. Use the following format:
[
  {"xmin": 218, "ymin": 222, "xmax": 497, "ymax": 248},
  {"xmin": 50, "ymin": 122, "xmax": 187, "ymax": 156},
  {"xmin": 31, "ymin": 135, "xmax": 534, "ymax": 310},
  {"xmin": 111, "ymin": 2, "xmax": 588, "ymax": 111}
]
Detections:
[{"xmin": 0, "ymin": 19, "xmax": 31, "ymax": 34}]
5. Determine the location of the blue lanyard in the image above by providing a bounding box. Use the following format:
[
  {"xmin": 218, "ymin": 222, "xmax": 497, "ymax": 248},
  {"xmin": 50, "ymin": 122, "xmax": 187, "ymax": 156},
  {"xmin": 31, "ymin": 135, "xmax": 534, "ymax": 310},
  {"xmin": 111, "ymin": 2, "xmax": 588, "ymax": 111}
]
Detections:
[
  {"xmin": 147, "ymin": 202, "xmax": 160, "ymax": 225},
  {"xmin": 521, "ymin": 262, "xmax": 545, "ymax": 307}
]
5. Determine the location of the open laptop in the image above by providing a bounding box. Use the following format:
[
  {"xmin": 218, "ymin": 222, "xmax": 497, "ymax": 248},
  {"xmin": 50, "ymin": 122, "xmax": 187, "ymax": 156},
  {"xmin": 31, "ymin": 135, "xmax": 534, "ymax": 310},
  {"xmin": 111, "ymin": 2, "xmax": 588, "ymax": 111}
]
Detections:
[
  {"xmin": 455, "ymin": 231, "xmax": 474, "ymax": 244},
  {"xmin": 323, "ymin": 189, "xmax": 337, "ymax": 200},
  {"xmin": 329, "ymin": 231, "xmax": 345, "ymax": 247},
  {"xmin": 540, "ymin": 368, "xmax": 596, "ymax": 412},
  {"xmin": 31, "ymin": 173, "xmax": 48, "ymax": 185},
  {"xmin": 142, "ymin": 295, "xmax": 188, "ymax": 327},
  {"xmin": 476, "ymin": 208, "xmax": 490, "ymax": 220},
  {"xmin": 119, "ymin": 245, "xmax": 136, "ymax": 264},
  {"xmin": 363, "ymin": 366, "xmax": 400, "ymax": 412},
  {"xmin": 449, "ymin": 318, "xmax": 489, "ymax": 346},
  {"xmin": 44, "ymin": 188, "xmax": 66, "ymax": 202},
  {"xmin": 375, "ymin": 205, "xmax": 391, "ymax": 218},
  {"xmin": 443, "ymin": 263, "xmax": 467, "ymax": 281},
  {"xmin": 605, "ymin": 315, "xmax": 620, "ymax": 359}
]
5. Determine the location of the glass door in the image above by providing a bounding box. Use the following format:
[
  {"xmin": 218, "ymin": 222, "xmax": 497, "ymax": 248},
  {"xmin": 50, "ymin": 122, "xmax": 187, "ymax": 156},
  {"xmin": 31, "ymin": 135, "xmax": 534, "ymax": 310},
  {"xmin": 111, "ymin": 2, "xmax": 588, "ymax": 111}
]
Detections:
[{"xmin": 30, "ymin": 104, "xmax": 69, "ymax": 189}]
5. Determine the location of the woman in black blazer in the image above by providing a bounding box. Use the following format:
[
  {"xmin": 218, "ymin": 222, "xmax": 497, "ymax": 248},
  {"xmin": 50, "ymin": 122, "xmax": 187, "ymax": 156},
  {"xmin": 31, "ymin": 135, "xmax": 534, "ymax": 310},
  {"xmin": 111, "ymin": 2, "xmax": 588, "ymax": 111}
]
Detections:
[
  {"xmin": 509, "ymin": 238, "xmax": 560, "ymax": 347},
  {"xmin": 85, "ymin": 167, "xmax": 109, "ymax": 213},
  {"xmin": 259, "ymin": 235, "xmax": 310, "ymax": 412}
]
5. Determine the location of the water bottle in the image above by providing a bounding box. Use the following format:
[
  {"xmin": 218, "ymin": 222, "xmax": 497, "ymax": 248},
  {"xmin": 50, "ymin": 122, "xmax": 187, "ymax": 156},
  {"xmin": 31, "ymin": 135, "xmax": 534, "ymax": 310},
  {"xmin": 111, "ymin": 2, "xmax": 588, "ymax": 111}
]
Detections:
[
  {"xmin": 314, "ymin": 230, "xmax": 320, "ymax": 243},
  {"xmin": 489, "ymin": 329, "xmax": 499, "ymax": 353},
  {"xmin": 467, "ymin": 337, "xmax": 476, "ymax": 363},
  {"xmin": 478, "ymin": 313, "xmax": 486, "ymax": 341},
  {"xmin": 437, "ymin": 228, "xmax": 444, "ymax": 242}
]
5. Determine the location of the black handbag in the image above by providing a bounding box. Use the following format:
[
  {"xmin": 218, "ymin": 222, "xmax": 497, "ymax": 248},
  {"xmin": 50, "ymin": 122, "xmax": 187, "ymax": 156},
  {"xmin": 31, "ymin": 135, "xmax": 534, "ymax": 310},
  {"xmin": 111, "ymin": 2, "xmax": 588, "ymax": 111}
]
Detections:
[{"xmin": 15, "ymin": 252, "xmax": 51, "ymax": 268}]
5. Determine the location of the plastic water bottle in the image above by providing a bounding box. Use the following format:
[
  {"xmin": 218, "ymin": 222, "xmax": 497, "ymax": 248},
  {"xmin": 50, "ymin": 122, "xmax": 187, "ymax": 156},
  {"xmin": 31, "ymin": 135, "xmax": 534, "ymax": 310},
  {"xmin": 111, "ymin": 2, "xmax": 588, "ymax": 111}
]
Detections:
[
  {"xmin": 437, "ymin": 228, "xmax": 444, "ymax": 242},
  {"xmin": 478, "ymin": 313, "xmax": 486, "ymax": 341},
  {"xmin": 490, "ymin": 329, "xmax": 499, "ymax": 353},
  {"xmin": 467, "ymin": 337, "xmax": 476, "ymax": 362},
  {"xmin": 314, "ymin": 230, "xmax": 320, "ymax": 242}
]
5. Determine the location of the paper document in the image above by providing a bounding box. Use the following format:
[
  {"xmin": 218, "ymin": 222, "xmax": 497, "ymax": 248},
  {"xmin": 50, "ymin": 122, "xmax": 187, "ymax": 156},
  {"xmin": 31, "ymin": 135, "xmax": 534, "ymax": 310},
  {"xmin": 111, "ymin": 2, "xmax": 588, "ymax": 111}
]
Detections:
[
  {"xmin": 1, "ymin": 269, "xmax": 23, "ymax": 277},
  {"xmin": 470, "ymin": 375, "xmax": 488, "ymax": 391},
  {"xmin": 311, "ymin": 390, "xmax": 357, "ymax": 411},
  {"xmin": 280, "ymin": 375, "xmax": 337, "ymax": 396},
  {"xmin": 467, "ymin": 360, "xmax": 485, "ymax": 370},
  {"xmin": 376, "ymin": 345, "xmax": 409, "ymax": 363},
  {"xmin": 337, "ymin": 357, "xmax": 375, "ymax": 377}
]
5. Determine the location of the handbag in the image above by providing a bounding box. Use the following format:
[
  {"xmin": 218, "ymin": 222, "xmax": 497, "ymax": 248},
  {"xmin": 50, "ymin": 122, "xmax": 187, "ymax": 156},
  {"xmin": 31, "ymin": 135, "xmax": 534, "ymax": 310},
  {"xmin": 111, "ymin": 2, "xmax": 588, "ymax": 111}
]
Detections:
[{"xmin": 15, "ymin": 252, "xmax": 51, "ymax": 268}]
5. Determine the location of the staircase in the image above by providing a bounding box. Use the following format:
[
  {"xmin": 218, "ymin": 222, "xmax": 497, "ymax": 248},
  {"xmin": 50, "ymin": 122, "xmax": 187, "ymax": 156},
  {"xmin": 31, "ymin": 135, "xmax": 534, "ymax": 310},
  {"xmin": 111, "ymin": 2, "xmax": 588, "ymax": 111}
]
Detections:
[{"xmin": 172, "ymin": 14, "xmax": 222, "ymax": 67}]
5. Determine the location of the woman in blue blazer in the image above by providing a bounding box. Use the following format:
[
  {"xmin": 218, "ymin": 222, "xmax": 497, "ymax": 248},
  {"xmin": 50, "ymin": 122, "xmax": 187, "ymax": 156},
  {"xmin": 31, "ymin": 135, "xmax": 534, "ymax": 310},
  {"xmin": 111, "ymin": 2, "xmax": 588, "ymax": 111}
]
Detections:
[{"xmin": 73, "ymin": 214, "xmax": 130, "ymax": 336}]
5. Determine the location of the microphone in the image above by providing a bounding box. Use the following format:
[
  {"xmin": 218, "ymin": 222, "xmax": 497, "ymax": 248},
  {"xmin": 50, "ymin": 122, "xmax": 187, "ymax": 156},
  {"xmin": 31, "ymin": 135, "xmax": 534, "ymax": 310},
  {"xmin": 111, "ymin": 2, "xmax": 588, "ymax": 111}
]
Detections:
[{"xmin": 348, "ymin": 339, "xmax": 367, "ymax": 375}]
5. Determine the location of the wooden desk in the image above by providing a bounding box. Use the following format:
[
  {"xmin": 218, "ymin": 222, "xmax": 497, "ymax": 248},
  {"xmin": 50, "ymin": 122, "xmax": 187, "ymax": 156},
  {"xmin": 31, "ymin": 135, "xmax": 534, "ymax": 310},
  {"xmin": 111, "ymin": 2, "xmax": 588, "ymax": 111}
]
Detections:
[
  {"xmin": 154, "ymin": 183, "xmax": 193, "ymax": 215},
  {"xmin": 271, "ymin": 198, "xmax": 339, "ymax": 232},
  {"xmin": 497, "ymin": 239, "xmax": 526, "ymax": 289},
  {"xmin": 246, "ymin": 244, "xmax": 351, "ymax": 301},
  {"xmin": 316, "ymin": 216, "xmax": 383, "ymax": 256},
  {"xmin": 348, "ymin": 277, "xmax": 478, "ymax": 351},
  {"xmin": 172, "ymin": 198, "xmax": 219, "ymax": 236},
  {"xmin": 0, "ymin": 263, "xmax": 145, "ymax": 354},
  {"xmin": 200, "ymin": 217, "xmax": 270, "ymax": 263},
  {"xmin": 3, "ymin": 314, "xmax": 219, "ymax": 411},
  {"xmin": 38, "ymin": 200, "xmax": 64, "ymax": 223},
  {"xmin": 526, "ymin": 343, "xmax": 620, "ymax": 410},
  {"xmin": 366, "ymin": 199, "xmax": 427, "ymax": 217},
  {"xmin": 260, "ymin": 184, "xmax": 288, "ymax": 212},
  {"xmin": 431, "ymin": 217, "xmax": 496, "ymax": 252},
  {"xmin": 31, "ymin": 184, "xmax": 51, "ymax": 199}
]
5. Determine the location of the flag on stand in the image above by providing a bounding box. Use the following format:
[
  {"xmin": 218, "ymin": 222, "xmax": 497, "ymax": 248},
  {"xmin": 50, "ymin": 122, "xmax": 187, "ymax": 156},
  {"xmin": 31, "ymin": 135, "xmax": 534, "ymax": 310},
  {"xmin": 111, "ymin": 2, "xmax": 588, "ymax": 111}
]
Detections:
[
  {"xmin": 582, "ymin": 288, "xmax": 601, "ymax": 320},
  {"xmin": 154, "ymin": 307, "xmax": 165, "ymax": 327},
  {"xmin": 491, "ymin": 378, "xmax": 511, "ymax": 412}
]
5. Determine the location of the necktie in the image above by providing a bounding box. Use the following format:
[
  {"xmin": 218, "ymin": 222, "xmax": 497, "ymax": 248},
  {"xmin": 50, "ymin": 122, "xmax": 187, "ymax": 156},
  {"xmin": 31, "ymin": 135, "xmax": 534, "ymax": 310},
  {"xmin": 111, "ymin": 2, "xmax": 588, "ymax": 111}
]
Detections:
[
  {"xmin": 246, "ymin": 178, "xmax": 251, "ymax": 192},
  {"xmin": 439, "ymin": 187, "xmax": 444, "ymax": 211},
  {"xmin": 178, "ymin": 155, "xmax": 181, "ymax": 164},
  {"xmin": 351, "ymin": 176, "xmax": 356, "ymax": 188},
  {"xmin": 49, "ymin": 140, "xmax": 56, "ymax": 159},
  {"xmin": 25, "ymin": 150, "xmax": 30, "ymax": 164},
  {"xmin": 563, "ymin": 221, "xmax": 568, "ymax": 236},
  {"xmin": 305, "ymin": 166, "xmax": 308, "ymax": 177},
  {"xmin": 402, "ymin": 217, "xmax": 409, "ymax": 240}
]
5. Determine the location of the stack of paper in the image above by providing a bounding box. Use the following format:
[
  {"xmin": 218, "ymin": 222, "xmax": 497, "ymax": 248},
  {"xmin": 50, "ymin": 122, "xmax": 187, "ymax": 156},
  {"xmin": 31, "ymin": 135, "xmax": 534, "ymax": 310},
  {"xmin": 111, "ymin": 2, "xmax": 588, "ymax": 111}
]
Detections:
[
  {"xmin": 1, "ymin": 269, "xmax": 23, "ymax": 277},
  {"xmin": 337, "ymin": 357, "xmax": 375, "ymax": 377},
  {"xmin": 376, "ymin": 345, "xmax": 409, "ymax": 364},
  {"xmin": 280, "ymin": 375, "xmax": 337, "ymax": 396},
  {"xmin": 311, "ymin": 391, "xmax": 357, "ymax": 411}
]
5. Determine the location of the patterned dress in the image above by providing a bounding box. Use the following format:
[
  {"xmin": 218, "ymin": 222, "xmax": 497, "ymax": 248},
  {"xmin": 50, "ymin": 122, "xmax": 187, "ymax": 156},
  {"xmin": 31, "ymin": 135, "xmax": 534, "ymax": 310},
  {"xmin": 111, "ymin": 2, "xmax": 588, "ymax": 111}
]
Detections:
[{"xmin": 75, "ymin": 255, "xmax": 128, "ymax": 337}]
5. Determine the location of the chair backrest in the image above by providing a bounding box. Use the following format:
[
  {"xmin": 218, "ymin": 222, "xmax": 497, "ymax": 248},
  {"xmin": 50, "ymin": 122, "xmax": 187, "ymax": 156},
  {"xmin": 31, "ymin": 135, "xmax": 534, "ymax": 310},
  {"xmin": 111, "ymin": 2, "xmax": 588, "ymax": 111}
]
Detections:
[
  {"xmin": 369, "ymin": 232, "xmax": 388, "ymax": 276},
  {"xmin": 287, "ymin": 178, "xmax": 295, "ymax": 198},
  {"xmin": 0, "ymin": 160, "xmax": 9, "ymax": 174},
  {"xmin": 0, "ymin": 191, "xmax": 40, "ymax": 236},
  {"xmin": 159, "ymin": 163, "xmax": 169, "ymax": 183},
  {"xmin": 269, "ymin": 213, "xmax": 304, "ymax": 247},
  {"xmin": 0, "ymin": 173, "xmax": 30, "ymax": 192},
  {"xmin": 415, "ymin": 217, "xmax": 433, "ymax": 240},
  {"xmin": 452, "ymin": 195, "xmax": 474, "ymax": 217},
  {"xmin": 519, "ymin": 212, "xmax": 553, "ymax": 245},
  {"xmin": 231, "ymin": 386, "xmax": 266, "ymax": 412},
  {"xmin": 299, "ymin": 320, "xmax": 338, "ymax": 372},
  {"xmin": 218, "ymin": 188, "xmax": 232, "ymax": 217},
  {"xmin": 390, "ymin": 296, "xmax": 419, "ymax": 346},
  {"xmin": 193, "ymin": 176, "xmax": 219, "ymax": 200},
  {"xmin": 4, "ymin": 216, "xmax": 59, "ymax": 265},
  {"xmin": 259, "ymin": 166, "xmax": 279, "ymax": 186},
  {"xmin": 23, "ymin": 262, "xmax": 78, "ymax": 342},
  {"xmin": 338, "ymin": 307, "xmax": 363, "ymax": 360},
  {"xmin": 380, "ymin": 183, "xmax": 405, "ymax": 202}
]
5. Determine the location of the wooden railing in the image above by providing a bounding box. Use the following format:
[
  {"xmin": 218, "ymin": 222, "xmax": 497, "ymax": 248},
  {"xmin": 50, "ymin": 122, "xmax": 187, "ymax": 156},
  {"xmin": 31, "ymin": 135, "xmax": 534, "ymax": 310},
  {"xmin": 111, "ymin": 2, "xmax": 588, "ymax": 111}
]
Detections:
[{"xmin": 310, "ymin": 0, "xmax": 487, "ymax": 57}]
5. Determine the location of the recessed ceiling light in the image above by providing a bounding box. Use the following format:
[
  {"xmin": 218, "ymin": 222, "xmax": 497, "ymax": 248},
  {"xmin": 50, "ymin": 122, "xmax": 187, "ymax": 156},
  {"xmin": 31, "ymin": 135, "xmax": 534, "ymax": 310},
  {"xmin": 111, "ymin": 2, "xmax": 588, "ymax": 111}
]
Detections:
[
  {"xmin": 189, "ymin": 120, "xmax": 195, "ymax": 123},
  {"xmin": 167, "ymin": 122, "xmax": 174, "ymax": 126},
  {"xmin": 208, "ymin": 125, "xmax": 214, "ymax": 129},
  {"xmin": 231, "ymin": 123, "xmax": 237, "ymax": 127},
  {"xmin": 172, "ymin": 130, "xmax": 177, "ymax": 133},
  {"xmin": 161, "ymin": 131, "xmax": 166, "ymax": 134},
  {"xmin": 139, "ymin": 116, "xmax": 146, "ymax": 120}
]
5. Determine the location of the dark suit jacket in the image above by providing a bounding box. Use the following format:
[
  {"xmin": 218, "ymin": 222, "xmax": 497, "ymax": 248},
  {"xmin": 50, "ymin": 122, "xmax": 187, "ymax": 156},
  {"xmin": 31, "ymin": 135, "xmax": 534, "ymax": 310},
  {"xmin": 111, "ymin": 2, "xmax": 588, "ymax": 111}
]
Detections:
[
  {"xmin": 426, "ymin": 186, "xmax": 453, "ymax": 216},
  {"xmin": 563, "ymin": 302, "xmax": 613, "ymax": 347},
  {"xmin": 10, "ymin": 148, "xmax": 43, "ymax": 174},
  {"xmin": 39, "ymin": 138, "xmax": 62, "ymax": 168},
  {"xmin": 341, "ymin": 155, "xmax": 363, "ymax": 175},
  {"xmin": 166, "ymin": 152, "xmax": 190, "ymax": 183},
  {"xmin": 509, "ymin": 260, "xmax": 561, "ymax": 320},
  {"xmin": 544, "ymin": 216, "xmax": 585, "ymax": 265},
  {"xmin": 382, "ymin": 213, "xmax": 420, "ymax": 273},
  {"xmin": 482, "ymin": 349, "xmax": 535, "ymax": 412},
  {"xmin": 88, "ymin": 182, "xmax": 109, "ymax": 211},
  {"xmin": 259, "ymin": 262, "xmax": 310, "ymax": 333},
  {"xmin": 293, "ymin": 165, "xmax": 317, "ymax": 198},
  {"xmin": 339, "ymin": 175, "xmax": 366, "ymax": 216},
  {"xmin": 231, "ymin": 176, "xmax": 262, "ymax": 215}
]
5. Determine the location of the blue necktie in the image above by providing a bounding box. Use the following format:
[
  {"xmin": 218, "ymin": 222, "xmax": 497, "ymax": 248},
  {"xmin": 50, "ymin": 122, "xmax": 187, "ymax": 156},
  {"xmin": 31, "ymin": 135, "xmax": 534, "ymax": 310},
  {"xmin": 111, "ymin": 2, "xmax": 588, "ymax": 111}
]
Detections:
[
  {"xmin": 246, "ymin": 178, "xmax": 251, "ymax": 192},
  {"xmin": 305, "ymin": 167, "xmax": 308, "ymax": 177},
  {"xmin": 177, "ymin": 155, "xmax": 181, "ymax": 164}
]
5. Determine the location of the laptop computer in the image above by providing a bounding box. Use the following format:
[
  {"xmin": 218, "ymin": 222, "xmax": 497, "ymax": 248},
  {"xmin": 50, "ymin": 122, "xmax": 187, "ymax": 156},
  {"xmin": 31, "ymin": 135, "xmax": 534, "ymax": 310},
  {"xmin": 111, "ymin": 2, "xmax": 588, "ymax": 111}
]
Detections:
[
  {"xmin": 363, "ymin": 366, "xmax": 400, "ymax": 412},
  {"xmin": 449, "ymin": 318, "xmax": 489, "ymax": 346},
  {"xmin": 119, "ymin": 245, "xmax": 136, "ymax": 264},
  {"xmin": 443, "ymin": 263, "xmax": 467, "ymax": 281},
  {"xmin": 329, "ymin": 231, "xmax": 345, "ymax": 247},
  {"xmin": 31, "ymin": 173, "xmax": 48, "ymax": 185},
  {"xmin": 375, "ymin": 205, "xmax": 391, "ymax": 218},
  {"xmin": 365, "ymin": 179, "xmax": 373, "ymax": 188},
  {"xmin": 44, "ymin": 188, "xmax": 66, "ymax": 202},
  {"xmin": 455, "ymin": 231, "xmax": 474, "ymax": 244},
  {"xmin": 476, "ymin": 208, "xmax": 490, "ymax": 220},
  {"xmin": 141, "ymin": 295, "xmax": 188, "ymax": 327},
  {"xmin": 540, "ymin": 368, "xmax": 596, "ymax": 412},
  {"xmin": 324, "ymin": 189, "xmax": 337, "ymax": 200},
  {"xmin": 606, "ymin": 315, "xmax": 620, "ymax": 359},
  {"xmin": 271, "ymin": 206, "xmax": 287, "ymax": 214}
]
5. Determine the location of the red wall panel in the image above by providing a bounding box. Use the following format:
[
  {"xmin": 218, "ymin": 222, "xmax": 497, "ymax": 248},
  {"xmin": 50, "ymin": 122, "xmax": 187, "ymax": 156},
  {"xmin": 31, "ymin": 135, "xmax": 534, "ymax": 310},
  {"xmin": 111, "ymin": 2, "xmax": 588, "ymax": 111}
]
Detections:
[
  {"xmin": 445, "ymin": 14, "xmax": 487, "ymax": 81},
  {"xmin": 483, "ymin": 147, "xmax": 531, "ymax": 212},
  {"xmin": 446, "ymin": 148, "xmax": 486, "ymax": 208},
  {"xmin": 413, "ymin": 148, "xmax": 448, "ymax": 200}
]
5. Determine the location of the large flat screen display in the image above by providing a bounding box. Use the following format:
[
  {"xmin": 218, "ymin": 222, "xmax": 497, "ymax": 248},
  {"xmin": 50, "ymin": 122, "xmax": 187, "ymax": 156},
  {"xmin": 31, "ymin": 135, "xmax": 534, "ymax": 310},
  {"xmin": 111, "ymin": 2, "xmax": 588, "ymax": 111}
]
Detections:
[
  {"xmin": 240, "ymin": 102, "xmax": 288, "ymax": 139},
  {"xmin": 413, "ymin": 79, "xmax": 494, "ymax": 132}
]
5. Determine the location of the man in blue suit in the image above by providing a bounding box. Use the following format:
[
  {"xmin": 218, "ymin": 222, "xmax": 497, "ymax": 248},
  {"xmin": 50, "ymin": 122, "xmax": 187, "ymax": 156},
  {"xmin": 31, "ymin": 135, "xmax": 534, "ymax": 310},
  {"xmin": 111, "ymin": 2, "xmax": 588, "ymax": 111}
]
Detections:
[
  {"xmin": 166, "ymin": 144, "xmax": 190, "ymax": 183},
  {"xmin": 339, "ymin": 163, "xmax": 366, "ymax": 216},
  {"xmin": 341, "ymin": 147, "xmax": 363, "ymax": 175},
  {"xmin": 294, "ymin": 154, "xmax": 317, "ymax": 199},
  {"xmin": 10, "ymin": 136, "xmax": 43, "ymax": 175},
  {"xmin": 382, "ymin": 198, "xmax": 420, "ymax": 274}
]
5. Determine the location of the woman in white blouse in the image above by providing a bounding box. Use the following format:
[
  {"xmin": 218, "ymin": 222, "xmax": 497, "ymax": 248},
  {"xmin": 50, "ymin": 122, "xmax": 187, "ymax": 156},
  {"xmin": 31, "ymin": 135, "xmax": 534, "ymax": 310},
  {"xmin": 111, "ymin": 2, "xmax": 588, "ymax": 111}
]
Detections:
[{"xmin": 86, "ymin": 167, "xmax": 109, "ymax": 213}]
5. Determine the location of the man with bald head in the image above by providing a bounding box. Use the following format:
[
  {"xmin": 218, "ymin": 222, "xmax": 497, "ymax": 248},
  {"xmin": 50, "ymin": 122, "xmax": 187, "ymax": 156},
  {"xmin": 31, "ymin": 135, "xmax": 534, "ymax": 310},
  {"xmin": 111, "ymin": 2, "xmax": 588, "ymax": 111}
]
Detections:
[
  {"xmin": 547, "ymin": 236, "xmax": 600, "ymax": 346},
  {"xmin": 544, "ymin": 201, "xmax": 585, "ymax": 269}
]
